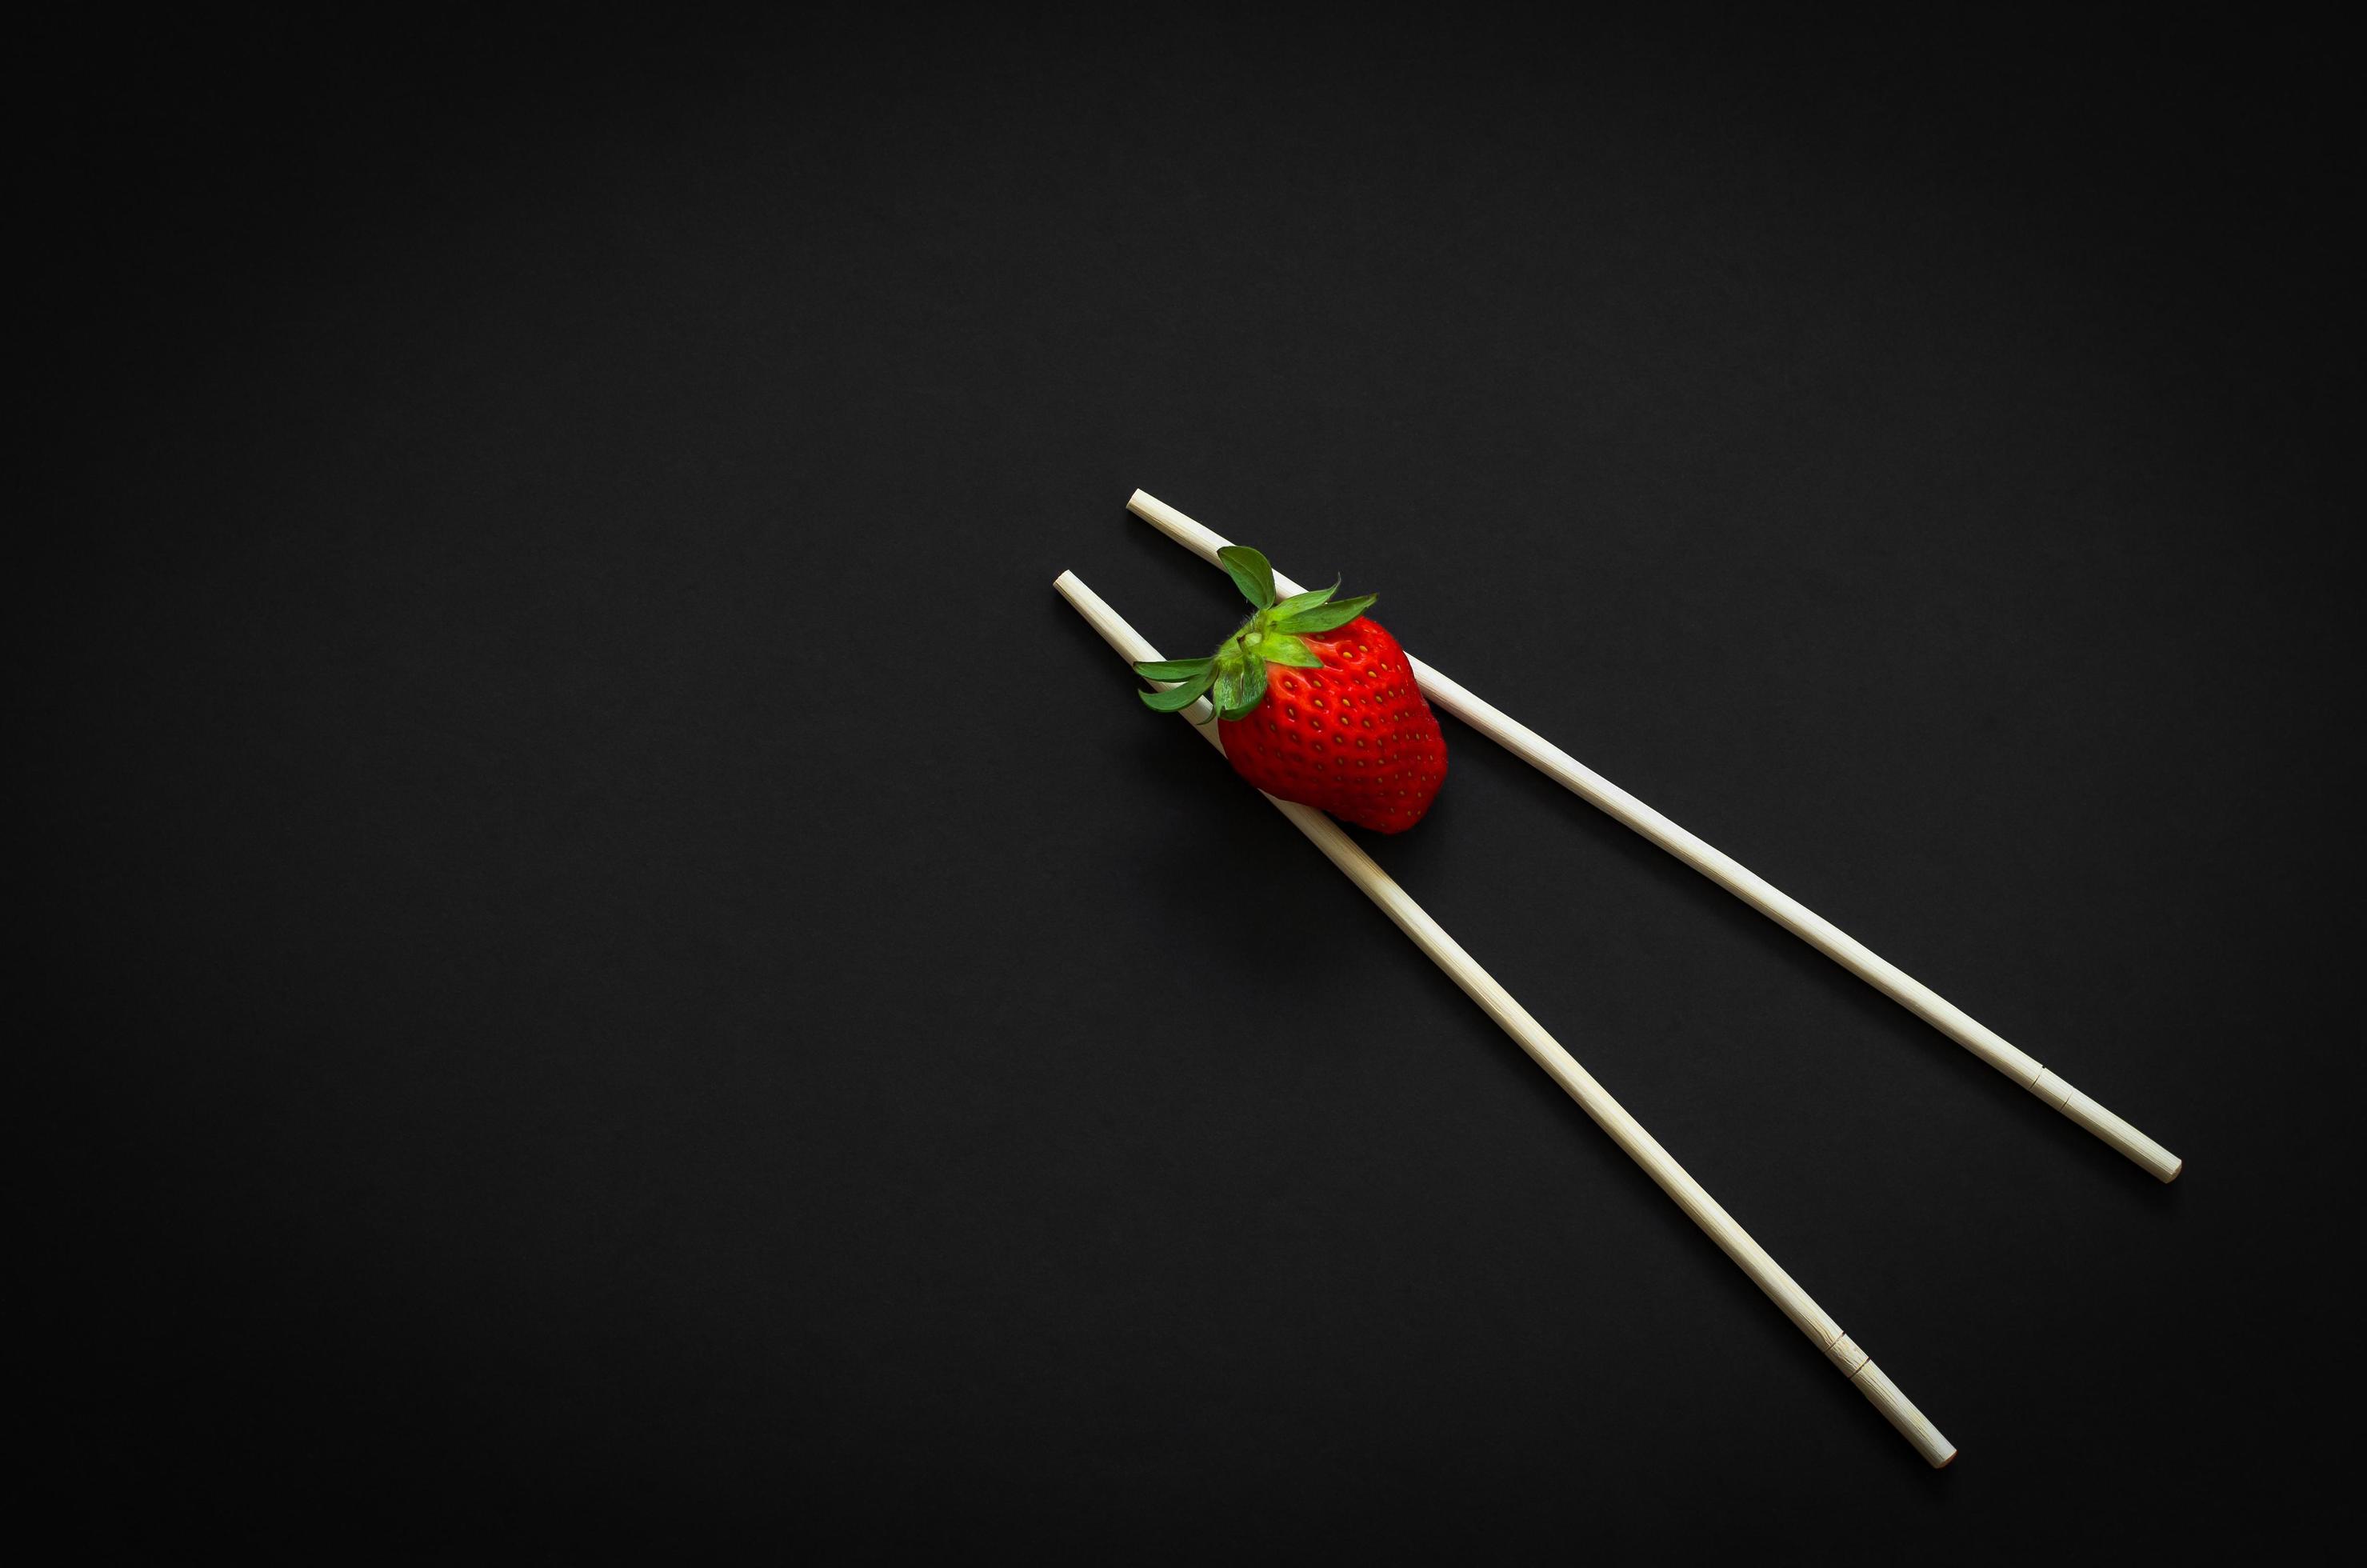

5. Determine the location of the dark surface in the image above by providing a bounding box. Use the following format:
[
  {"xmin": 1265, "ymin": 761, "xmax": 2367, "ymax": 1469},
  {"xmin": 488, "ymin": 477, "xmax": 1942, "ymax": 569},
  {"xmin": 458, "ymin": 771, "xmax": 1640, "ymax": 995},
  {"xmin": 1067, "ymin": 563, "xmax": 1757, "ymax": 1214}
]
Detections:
[{"xmin": 39, "ymin": 14, "xmax": 2350, "ymax": 1556}]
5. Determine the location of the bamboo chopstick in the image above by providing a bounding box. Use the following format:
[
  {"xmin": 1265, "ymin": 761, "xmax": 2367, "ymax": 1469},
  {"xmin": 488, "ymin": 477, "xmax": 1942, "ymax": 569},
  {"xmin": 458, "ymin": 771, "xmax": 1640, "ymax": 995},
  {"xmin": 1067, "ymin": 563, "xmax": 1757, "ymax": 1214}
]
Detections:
[
  {"xmin": 1056, "ymin": 567, "xmax": 1958, "ymax": 1468},
  {"xmin": 1127, "ymin": 490, "xmax": 2183, "ymax": 1184}
]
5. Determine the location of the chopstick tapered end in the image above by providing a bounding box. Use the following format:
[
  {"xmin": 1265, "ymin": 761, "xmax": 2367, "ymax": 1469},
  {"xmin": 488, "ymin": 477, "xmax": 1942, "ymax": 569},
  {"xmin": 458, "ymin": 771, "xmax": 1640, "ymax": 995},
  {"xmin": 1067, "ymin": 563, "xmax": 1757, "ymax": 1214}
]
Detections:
[
  {"xmin": 1126, "ymin": 489, "xmax": 1231, "ymax": 566},
  {"xmin": 1847, "ymin": 1355, "xmax": 1957, "ymax": 1469},
  {"xmin": 2032, "ymin": 1071, "xmax": 2183, "ymax": 1182}
]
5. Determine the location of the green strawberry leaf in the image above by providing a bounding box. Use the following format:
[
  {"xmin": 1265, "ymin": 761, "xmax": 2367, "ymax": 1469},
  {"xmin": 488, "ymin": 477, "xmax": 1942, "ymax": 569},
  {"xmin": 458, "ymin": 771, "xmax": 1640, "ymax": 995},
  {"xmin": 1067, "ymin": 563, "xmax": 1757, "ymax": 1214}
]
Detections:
[
  {"xmin": 1134, "ymin": 656, "xmax": 1214, "ymax": 681},
  {"xmin": 1270, "ymin": 579, "xmax": 1341, "ymax": 618},
  {"xmin": 1257, "ymin": 634, "xmax": 1323, "ymax": 668},
  {"xmin": 1217, "ymin": 545, "xmax": 1276, "ymax": 610},
  {"xmin": 1273, "ymin": 593, "xmax": 1377, "ymax": 634},
  {"xmin": 1209, "ymin": 655, "xmax": 1245, "ymax": 714},
  {"xmin": 1233, "ymin": 654, "xmax": 1269, "ymax": 714},
  {"xmin": 1139, "ymin": 666, "xmax": 1214, "ymax": 710}
]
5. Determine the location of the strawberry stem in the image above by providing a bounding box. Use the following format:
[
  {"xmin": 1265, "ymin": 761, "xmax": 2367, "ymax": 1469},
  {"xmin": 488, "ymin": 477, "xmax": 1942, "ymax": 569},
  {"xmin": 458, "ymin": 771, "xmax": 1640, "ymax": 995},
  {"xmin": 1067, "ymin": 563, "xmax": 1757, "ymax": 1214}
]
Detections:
[{"xmin": 1131, "ymin": 546, "xmax": 1378, "ymax": 723}]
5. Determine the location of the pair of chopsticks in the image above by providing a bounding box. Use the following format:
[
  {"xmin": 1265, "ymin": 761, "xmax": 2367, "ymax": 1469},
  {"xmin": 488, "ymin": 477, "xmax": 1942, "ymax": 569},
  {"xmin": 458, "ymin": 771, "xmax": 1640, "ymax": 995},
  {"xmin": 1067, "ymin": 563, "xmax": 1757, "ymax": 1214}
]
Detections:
[{"xmin": 1058, "ymin": 492, "xmax": 2176, "ymax": 1467}]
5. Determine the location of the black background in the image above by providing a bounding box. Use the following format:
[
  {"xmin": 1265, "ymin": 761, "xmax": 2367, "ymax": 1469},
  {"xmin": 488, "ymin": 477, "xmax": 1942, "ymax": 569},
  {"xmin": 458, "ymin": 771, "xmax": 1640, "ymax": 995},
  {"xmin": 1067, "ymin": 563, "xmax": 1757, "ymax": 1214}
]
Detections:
[{"xmin": 39, "ymin": 11, "xmax": 2353, "ymax": 1557}]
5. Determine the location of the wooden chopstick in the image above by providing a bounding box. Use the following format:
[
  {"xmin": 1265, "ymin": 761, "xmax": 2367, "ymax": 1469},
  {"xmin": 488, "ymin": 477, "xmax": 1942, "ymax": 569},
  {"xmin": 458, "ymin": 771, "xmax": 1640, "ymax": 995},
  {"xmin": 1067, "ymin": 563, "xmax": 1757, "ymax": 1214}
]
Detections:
[
  {"xmin": 1127, "ymin": 490, "xmax": 2183, "ymax": 1184},
  {"xmin": 1056, "ymin": 567, "xmax": 1958, "ymax": 1467}
]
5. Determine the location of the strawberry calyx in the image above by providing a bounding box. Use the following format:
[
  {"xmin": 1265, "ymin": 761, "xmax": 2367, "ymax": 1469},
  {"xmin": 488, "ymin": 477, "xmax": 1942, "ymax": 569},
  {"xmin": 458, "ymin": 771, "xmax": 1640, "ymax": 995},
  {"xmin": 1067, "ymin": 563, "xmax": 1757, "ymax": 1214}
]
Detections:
[{"xmin": 1132, "ymin": 545, "xmax": 1378, "ymax": 722}]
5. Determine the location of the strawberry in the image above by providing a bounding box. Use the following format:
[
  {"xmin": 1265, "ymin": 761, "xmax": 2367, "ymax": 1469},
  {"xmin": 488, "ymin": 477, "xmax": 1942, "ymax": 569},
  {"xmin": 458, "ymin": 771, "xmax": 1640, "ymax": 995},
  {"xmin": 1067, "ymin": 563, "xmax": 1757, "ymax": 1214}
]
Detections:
[{"xmin": 1134, "ymin": 545, "xmax": 1447, "ymax": 833}]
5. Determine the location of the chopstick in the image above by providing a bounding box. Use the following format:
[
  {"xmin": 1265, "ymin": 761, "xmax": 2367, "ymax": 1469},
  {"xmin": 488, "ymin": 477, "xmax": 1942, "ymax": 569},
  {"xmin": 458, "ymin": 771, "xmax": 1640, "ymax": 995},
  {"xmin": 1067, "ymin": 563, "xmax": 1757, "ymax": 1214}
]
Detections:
[
  {"xmin": 1056, "ymin": 567, "xmax": 1959, "ymax": 1467},
  {"xmin": 1127, "ymin": 490, "xmax": 2183, "ymax": 1184}
]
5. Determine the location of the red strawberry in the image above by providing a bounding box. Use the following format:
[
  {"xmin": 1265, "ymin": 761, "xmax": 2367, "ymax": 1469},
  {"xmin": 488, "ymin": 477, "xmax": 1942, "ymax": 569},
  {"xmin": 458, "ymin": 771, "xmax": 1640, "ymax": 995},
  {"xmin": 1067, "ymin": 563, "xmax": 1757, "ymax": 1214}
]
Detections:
[{"xmin": 1134, "ymin": 545, "xmax": 1447, "ymax": 833}]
